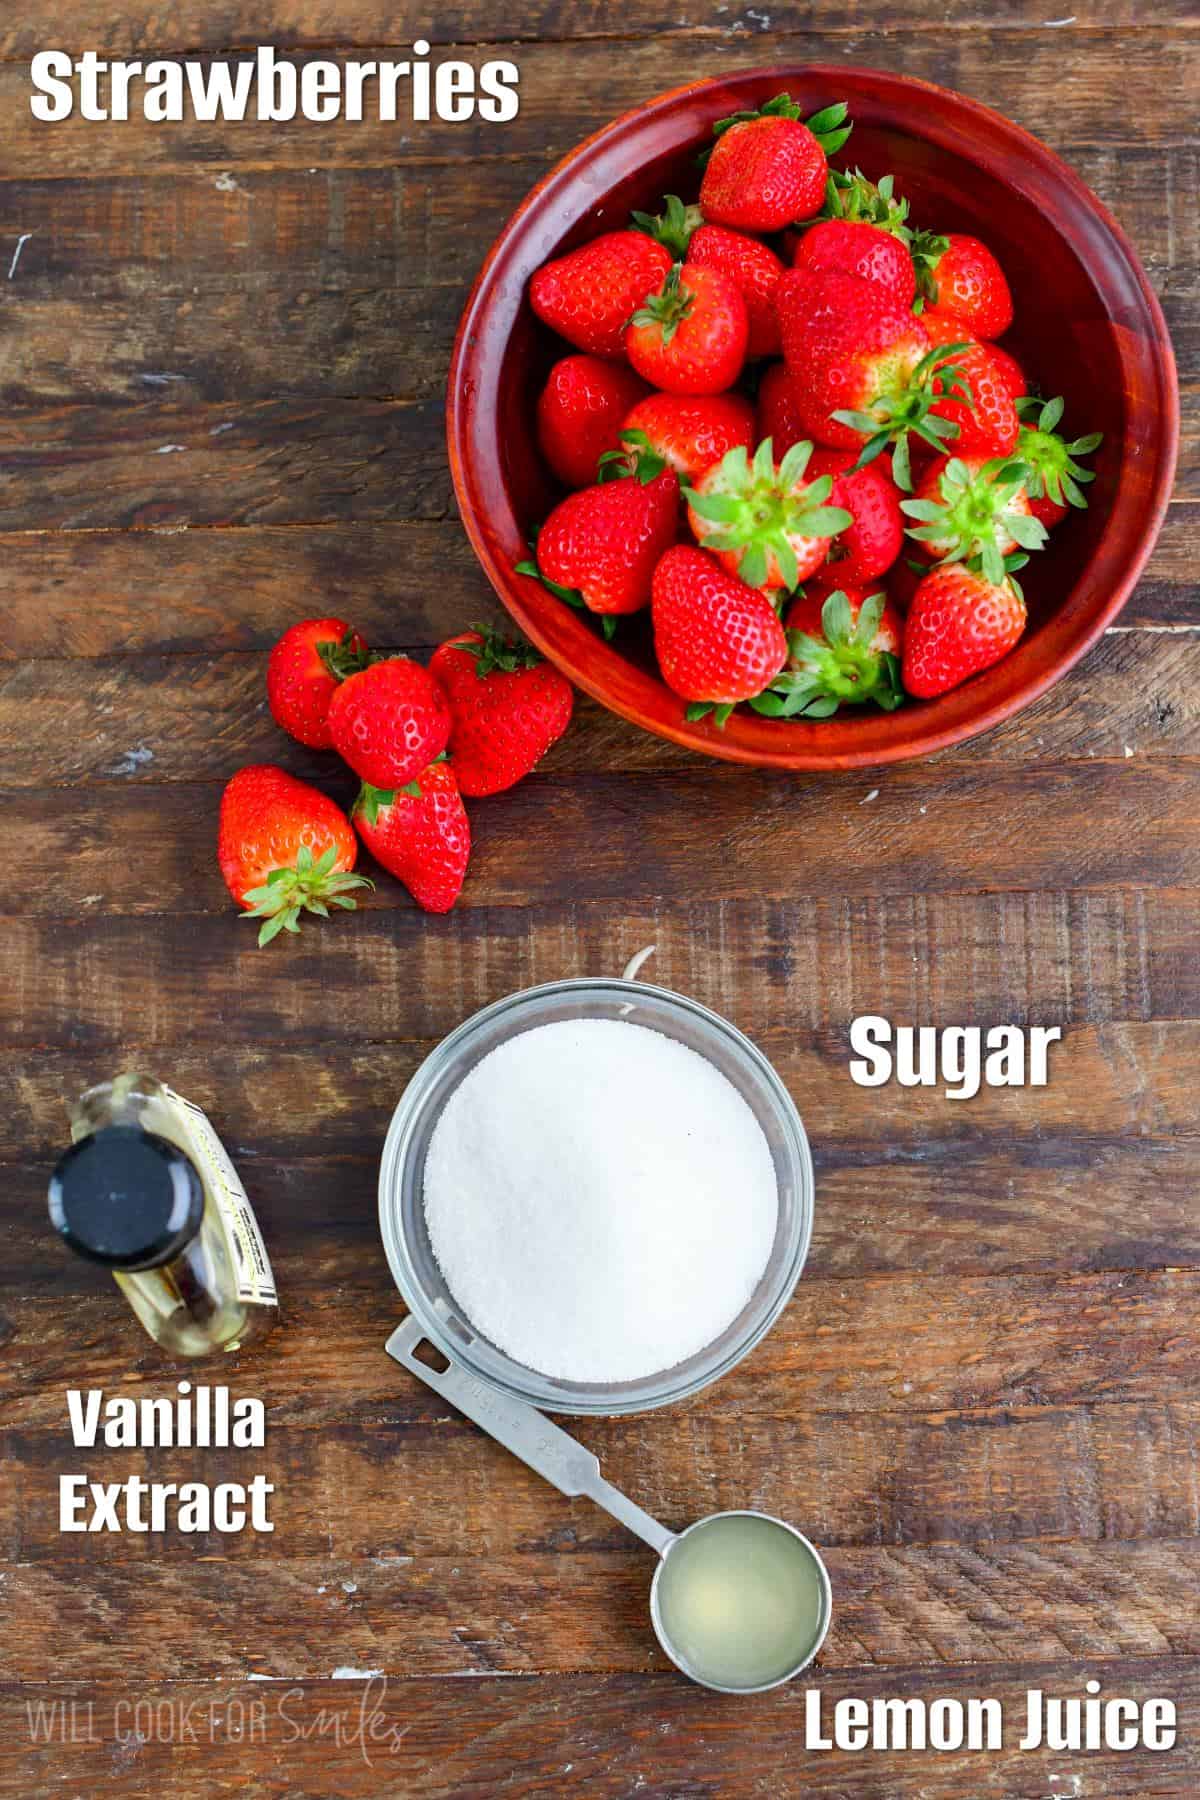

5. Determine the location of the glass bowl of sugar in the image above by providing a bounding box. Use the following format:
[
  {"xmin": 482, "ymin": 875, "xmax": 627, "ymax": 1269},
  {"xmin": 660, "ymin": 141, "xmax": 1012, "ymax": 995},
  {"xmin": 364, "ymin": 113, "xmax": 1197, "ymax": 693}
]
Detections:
[{"xmin": 378, "ymin": 977, "xmax": 814, "ymax": 1416}]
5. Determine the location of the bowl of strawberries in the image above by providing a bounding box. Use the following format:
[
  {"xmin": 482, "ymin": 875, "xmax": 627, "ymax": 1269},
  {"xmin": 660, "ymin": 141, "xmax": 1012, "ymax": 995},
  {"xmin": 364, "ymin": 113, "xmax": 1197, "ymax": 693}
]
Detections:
[{"xmin": 447, "ymin": 65, "xmax": 1177, "ymax": 769}]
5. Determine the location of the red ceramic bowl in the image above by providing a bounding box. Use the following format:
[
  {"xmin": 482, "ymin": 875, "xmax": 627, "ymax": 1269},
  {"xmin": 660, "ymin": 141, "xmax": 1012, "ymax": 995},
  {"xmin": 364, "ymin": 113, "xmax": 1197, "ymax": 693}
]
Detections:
[{"xmin": 447, "ymin": 66, "xmax": 1178, "ymax": 769}]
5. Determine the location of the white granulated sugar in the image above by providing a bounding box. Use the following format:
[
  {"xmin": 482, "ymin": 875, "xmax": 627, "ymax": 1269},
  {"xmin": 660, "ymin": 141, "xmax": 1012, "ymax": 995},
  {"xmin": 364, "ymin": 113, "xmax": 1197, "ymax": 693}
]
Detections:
[{"xmin": 423, "ymin": 1018, "xmax": 779, "ymax": 1383}]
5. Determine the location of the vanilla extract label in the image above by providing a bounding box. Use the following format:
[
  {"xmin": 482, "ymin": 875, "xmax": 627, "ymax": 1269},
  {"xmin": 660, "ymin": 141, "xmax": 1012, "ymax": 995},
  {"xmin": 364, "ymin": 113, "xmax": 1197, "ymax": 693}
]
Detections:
[{"xmin": 59, "ymin": 1383, "xmax": 275, "ymax": 1535}]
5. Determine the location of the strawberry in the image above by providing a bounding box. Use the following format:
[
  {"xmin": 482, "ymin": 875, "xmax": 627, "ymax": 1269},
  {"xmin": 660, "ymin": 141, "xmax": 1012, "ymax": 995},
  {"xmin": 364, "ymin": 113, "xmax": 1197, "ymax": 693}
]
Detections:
[
  {"xmin": 795, "ymin": 169, "xmax": 915, "ymax": 310},
  {"xmin": 807, "ymin": 447, "xmax": 904, "ymax": 585},
  {"xmin": 530, "ymin": 230, "xmax": 672, "ymax": 359},
  {"xmin": 632, "ymin": 196, "xmax": 785, "ymax": 359},
  {"xmin": 536, "ymin": 355, "xmax": 650, "ymax": 489},
  {"xmin": 620, "ymin": 393, "xmax": 755, "ymax": 483},
  {"xmin": 428, "ymin": 625, "xmax": 574, "ymax": 797},
  {"xmin": 519, "ymin": 436, "xmax": 679, "ymax": 622},
  {"xmin": 795, "ymin": 218, "xmax": 916, "ymax": 309},
  {"xmin": 266, "ymin": 617, "xmax": 370, "ymax": 750},
  {"xmin": 902, "ymin": 454, "xmax": 1047, "ymax": 583},
  {"xmin": 756, "ymin": 360, "xmax": 810, "ymax": 456},
  {"xmin": 751, "ymin": 585, "xmax": 904, "ymax": 718},
  {"xmin": 775, "ymin": 266, "xmax": 968, "ymax": 488},
  {"xmin": 929, "ymin": 339, "xmax": 1021, "ymax": 459},
  {"xmin": 1014, "ymin": 394, "xmax": 1103, "ymax": 529},
  {"xmin": 911, "ymin": 231, "xmax": 1013, "ymax": 341},
  {"xmin": 353, "ymin": 761, "xmax": 470, "ymax": 915},
  {"xmin": 685, "ymin": 438, "xmax": 852, "ymax": 594},
  {"xmin": 920, "ymin": 309, "xmax": 1026, "ymax": 403},
  {"xmin": 218, "ymin": 765, "xmax": 371, "ymax": 946},
  {"xmin": 327, "ymin": 657, "xmax": 453, "ymax": 791},
  {"xmin": 902, "ymin": 562, "xmax": 1027, "ymax": 698},
  {"xmin": 652, "ymin": 545, "xmax": 788, "ymax": 716},
  {"xmin": 625, "ymin": 262, "xmax": 748, "ymax": 395},
  {"xmin": 699, "ymin": 96, "xmax": 851, "ymax": 233}
]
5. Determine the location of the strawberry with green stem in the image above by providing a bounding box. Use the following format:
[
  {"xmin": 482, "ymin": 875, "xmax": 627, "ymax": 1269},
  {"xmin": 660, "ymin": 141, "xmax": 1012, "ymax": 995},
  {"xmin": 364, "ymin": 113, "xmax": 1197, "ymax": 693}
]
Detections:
[
  {"xmin": 352, "ymin": 758, "xmax": 470, "ymax": 916},
  {"xmin": 620, "ymin": 391, "xmax": 756, "ymax": 484},
  {"xmin": 750, "ymin": 586, "xmax": 905, "ymax": 719},
  {"xmin": 685, "ymin": 437, "xmax": 853, "ymax": 594},
  {"xmin": 902, "ymin": 555, "xmax": 1029, "ymax": 698},
  {"xmin": 529, "ymin": 230, "xmax": 672, "ymax": 359},
  {"xmin": 651, "ymin": 545, "xmax": 788, "ymax": 722},
  {"xmin": 901, "ymin": 455, "xmax": 1048, "ymax": 585},
  {"xmin": 218, "ymin": 764, "xmax": 372, "ymax": 947},
  {"xmin": 699, "ymin": 96, "xmax": 852, "ymax": 232},
  {"xmin": 632, "ymin": 194, "xmax": 785, "ymax": 358},
  {"xmin": 795, "ymin": 170, "xmax": 916, "ymax": 308},
  {"xmin": 775, "ymin": 266, "xmax": 973, "ymax": 490},
  {"xmin": 517, "ymin": 432, "xmax": 679, "ymax": 635},
  {"xmin": 624, "ymin": 262, "xmax": 748, "ymax": 395},
  {"xmin": 1015, "ymin": 394, "xmax": 1103, "ymax": 528},
  {"xmin": 536, "ymin": 355, "xmax": 650, "ymax": 490},
  {"xmin": 266, "ymin": 617, "xmax": 371, "ymax": 749},
  {"xmin": 429, "ymin": 624, "xmax": 573, "ymax": 797},
  {"xmin": 909, "ymin": 231, "xmax": 1013, "ymax": 340}
]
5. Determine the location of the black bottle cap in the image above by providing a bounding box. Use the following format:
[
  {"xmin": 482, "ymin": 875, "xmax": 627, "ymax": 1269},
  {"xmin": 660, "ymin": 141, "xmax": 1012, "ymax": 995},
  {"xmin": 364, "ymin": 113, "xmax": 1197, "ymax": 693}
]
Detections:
[{"xmin": 48, "ymin": 1125, "xmax": 205, "ymax": 1270}]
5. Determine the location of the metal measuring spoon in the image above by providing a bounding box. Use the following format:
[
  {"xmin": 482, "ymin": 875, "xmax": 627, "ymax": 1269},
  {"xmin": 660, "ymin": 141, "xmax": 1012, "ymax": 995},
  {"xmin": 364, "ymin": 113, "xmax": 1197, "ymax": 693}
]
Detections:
[{"xmin": 386, "ymin": 1318, "xmax": 832, "ymax": 1692}]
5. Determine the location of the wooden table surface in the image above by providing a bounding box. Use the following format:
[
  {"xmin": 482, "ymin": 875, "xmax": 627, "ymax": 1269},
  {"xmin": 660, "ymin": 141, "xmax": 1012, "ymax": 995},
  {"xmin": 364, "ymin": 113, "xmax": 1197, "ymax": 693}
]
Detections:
[{"xmin": 2, "ymin": 4, "xmax": 1197, "ymax": 1796}]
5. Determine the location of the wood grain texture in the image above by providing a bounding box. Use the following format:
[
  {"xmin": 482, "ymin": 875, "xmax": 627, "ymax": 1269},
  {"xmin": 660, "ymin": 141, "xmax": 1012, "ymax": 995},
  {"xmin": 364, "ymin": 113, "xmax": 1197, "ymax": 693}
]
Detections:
[
  {"xmin": 1, "ymin": 4, "xmax": 1197, "ymax": 1796},
  {"xmin": 3, "ymin": 1662, "xmax": 1197, "ymax": 1799}
]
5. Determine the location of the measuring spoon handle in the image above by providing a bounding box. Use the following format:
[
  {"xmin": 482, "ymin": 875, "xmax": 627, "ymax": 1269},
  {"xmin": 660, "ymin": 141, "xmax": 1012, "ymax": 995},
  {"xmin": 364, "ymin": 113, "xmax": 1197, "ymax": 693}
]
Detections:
[{"xmin": 386, "ymin": 1317, "xmax": 676, "ymax": 1558}]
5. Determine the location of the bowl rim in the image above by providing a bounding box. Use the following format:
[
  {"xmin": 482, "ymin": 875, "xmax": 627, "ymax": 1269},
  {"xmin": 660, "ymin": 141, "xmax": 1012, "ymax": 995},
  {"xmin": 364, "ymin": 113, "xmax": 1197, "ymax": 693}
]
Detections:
[
  {"xmin": 377, "ymin": 975, "xmax": 815, "ymax": 1416},
  {"xmin": 446, "ymin": 63, "xmax": 1180, "ymax": 771}
]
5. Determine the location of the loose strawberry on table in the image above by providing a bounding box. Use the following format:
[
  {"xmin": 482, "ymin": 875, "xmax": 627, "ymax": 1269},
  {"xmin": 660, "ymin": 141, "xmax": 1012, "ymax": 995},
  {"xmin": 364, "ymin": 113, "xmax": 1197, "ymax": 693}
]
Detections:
[
  {"xmin": 327, "ymin": 656, "xmax": 453, "ymax": 791},
  {"xmin": 652, "ymin": 546, "xmax": 788, "ymax": 717},
  {"xmin": 699, "ymin": 95, "xmax": 851, "ymax": 233},
  {"xmin": 218, "ymin": 765, "xmax": 372, "ymax": 946},
  {"xmin": 520, "ymin": 435, "xmax": 679, "ymax": 623},
  {"xmin": 625, "ymin": 263, "xmax": 749, "ymax": 395},
  {"xmin": 685, "ymin": 437, "xmax": 852, "ymax": 594},
  {"xmin": 536, "ymin": 355, "xmax": 650, "ymax": 490},
  {"xmin": 529, "ymin": 229, "xmax": 671, "ymax": 359},
  {"xmin": 1015, "ymin": 394, "xmax": 1103, "ymax": 528},
  {"xmin": 429, "ymin": 625, "xmax": 574, "ymax": 797},
  {"xmin": 352, "ymin": 761, "xmax": 471, "ymax": 916},
  {"xmin": 266, "ymin": 617, "xmax": 370, "ymax": 749},
  {"xmin": 750, "ymin": 586, "xmax": 905, "ymax": 718},
  {"xmin": 620, "ymin": 392, "xmax": 756, "ymax": 484}
]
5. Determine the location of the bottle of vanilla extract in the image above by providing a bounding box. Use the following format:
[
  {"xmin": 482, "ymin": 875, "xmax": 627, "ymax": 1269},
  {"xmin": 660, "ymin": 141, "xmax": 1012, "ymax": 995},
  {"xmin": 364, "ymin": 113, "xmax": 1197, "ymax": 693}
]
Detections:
[{"xmin": 48, "ymin": 1074, "xmax": 278, "ymax": 1358}]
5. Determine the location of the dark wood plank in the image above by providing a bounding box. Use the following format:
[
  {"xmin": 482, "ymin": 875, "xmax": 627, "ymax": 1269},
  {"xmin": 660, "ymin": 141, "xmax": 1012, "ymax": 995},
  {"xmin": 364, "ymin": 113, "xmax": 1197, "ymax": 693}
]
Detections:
[
  {"xmin": 6, "ymin": 1662, "xmax": 1200, "ymax": 1798},
  {"xmin": 6, "ymin": 1134, "xmax": 1199, "ymax": 1297},
  {"xmin": 0, "ymin": 763, "xmax": 1196, "ymax": 920},
  {"xmin": 0, "ymin": 33, "xmax": 1194, "ymax": 188},
  {"xmin": 1, "ymin": 1, "xmax": 1191, "ymax": 59},
  {"xmin": 3, "ymin": 1662, "xmax": 1197, "ymax": 1798},
  {"xmin": 7, "ymin": 1395, "xmax": 1200, "ymax": 1561},
  {"xmin": 0, "ymin": 889, "xmax": 1189, "ymax": 1050},
  {"xmin": 4, "ymin": 1537, "xmax": 1199, "ymax": 1680},
  {"xmin": 0, "ymin": 143, "xmax": 1190, "ymax": 410},
  {"xmin": 0, "ymin": 396, "xmax": 449, "ymax": 530},
  {"xmin": 0, "ymin": 513, "xmax": 1192, "ymax": 662},
  {"xmin": 3, "ymin": 631, "xmax": 1196, "ymax": 792},
  {"xmin": 6, "ymin": 1268, "xmax": 1200, "ymax": 1429}
]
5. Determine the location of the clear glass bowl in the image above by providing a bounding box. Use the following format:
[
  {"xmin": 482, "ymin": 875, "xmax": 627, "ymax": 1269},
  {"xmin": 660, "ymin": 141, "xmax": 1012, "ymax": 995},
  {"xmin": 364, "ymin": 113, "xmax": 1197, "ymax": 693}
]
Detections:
[{"xmin": 378, "ymin": 977, "xmax": 814, "ymax": 1416}]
